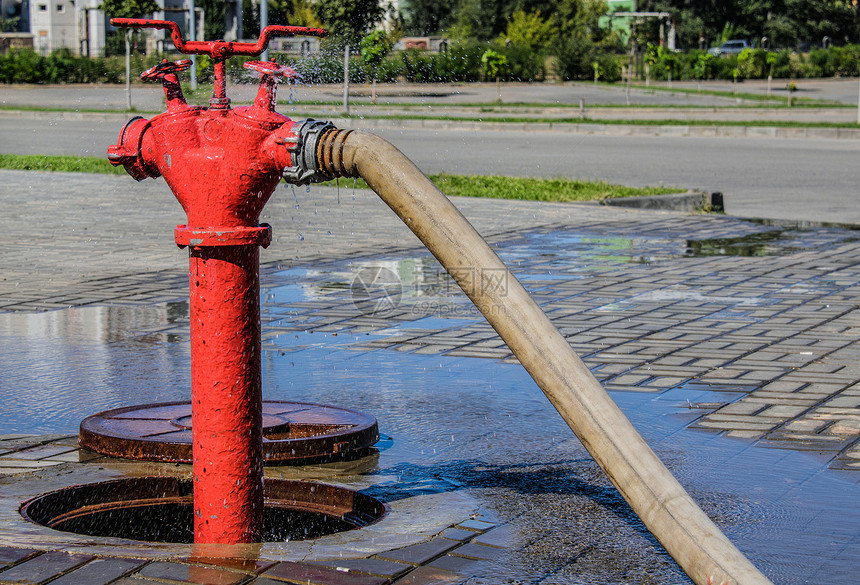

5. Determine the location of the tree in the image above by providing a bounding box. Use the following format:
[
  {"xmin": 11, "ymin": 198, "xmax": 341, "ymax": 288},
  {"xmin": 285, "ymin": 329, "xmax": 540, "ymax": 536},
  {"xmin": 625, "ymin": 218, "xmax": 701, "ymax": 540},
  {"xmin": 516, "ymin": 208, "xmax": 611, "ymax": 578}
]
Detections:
[
  {"xmin": 100, "ymin": 0, "xmax": 159, "ymax": 111},
  {"xmin": 360, "ymin": 30, "xmax": 392, "ymax": 103},
  {"xmin": 693, "ymin": 52, "xmax": 716, "ymax": 89},
  {"xmin": 0, "ymin": 16, "xmax": 19, "ymax": 33},
  {"xmin": 638, "ymin": 0, "xmax": 860, "ymax": 49},
  {"xmin": 498, "ymin": 9, "xmax": 556, "ymax": 53},
  {"xmin": 401, "ymin": 0, "xmax": 458, "ymax": 35},
  {"xmin": 314, "ymin": 0, "xmax": 383, "ymax": 115},
  {"xmin": 100, "ymin": 0, "xmax": 159, "ymax": 18},
  {"xmin": 313, "ymin": 0, "xmax": 384, "ymax": 45},
  {"xmin": 551, "ymin": 0, "xmax": 621, "ymax": 81},
  {"xmin": 766, "ymin": 50, "xmax": 778, "ymax": 96},
  {"xmin": 481, "ymin": 48, "xmax": 508, "ymax": 101},
  {"xmin": 450, "ymin": 0, "xmax": 510, "ymax": 41}
]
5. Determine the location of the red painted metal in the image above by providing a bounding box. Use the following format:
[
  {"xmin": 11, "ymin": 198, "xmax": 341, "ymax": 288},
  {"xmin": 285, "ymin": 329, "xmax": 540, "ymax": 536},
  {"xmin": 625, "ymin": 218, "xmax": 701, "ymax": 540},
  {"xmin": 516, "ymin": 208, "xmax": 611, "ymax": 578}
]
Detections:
[{"xmin": 107, "ymin": 18, "xmax": 326, "ymax": 544}]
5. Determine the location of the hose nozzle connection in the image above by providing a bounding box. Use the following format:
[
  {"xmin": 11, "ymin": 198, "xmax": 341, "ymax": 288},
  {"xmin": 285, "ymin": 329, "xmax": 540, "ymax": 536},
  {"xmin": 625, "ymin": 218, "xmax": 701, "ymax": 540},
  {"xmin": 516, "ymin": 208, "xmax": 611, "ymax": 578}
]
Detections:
[{"xmin": 282, "ymin": 120, "xmax": 356, "ymax": 185}]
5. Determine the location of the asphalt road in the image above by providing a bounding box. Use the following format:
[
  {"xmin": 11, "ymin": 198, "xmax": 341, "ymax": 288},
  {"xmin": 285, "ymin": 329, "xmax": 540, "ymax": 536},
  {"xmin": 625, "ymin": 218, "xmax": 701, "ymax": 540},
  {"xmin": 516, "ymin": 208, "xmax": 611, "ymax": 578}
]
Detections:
[{"xmin": 2, "ymin": 115, "xmax": 859, "ymax": 225}]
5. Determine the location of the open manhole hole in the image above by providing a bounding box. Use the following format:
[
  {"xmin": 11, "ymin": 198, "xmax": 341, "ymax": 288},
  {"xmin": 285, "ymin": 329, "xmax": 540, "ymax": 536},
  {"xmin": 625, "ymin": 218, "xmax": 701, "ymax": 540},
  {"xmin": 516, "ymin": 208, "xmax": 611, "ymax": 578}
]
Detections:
[
  {"xmin": 79, "ymin": 401, "xmax": 379, "ymax": 463},
  {"xmin": 20, "ymin": 477, "xmax": 386, "ymax": 543}
]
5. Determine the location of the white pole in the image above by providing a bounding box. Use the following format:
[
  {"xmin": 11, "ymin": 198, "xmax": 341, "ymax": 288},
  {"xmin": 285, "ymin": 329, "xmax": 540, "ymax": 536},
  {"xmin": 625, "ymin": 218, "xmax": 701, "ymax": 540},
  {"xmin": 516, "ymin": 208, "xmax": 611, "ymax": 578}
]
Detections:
[
  {"xmin": 189, "ymin": 0, "xmax": 197, "ymax": 91},
  {"xmin": 856, "ymin": 74, "xmax": 860, "ymax": 125},
  {"xmin": 125, "ymin": 30, "xmax": 131, "ymax": 110},
  {"xmin": 343, "ymin": 42, "xmax": 350, "ymax": 115},
  {"xmin": 260, "ymin": 0, "xmax": 268, "ymax": 61}
]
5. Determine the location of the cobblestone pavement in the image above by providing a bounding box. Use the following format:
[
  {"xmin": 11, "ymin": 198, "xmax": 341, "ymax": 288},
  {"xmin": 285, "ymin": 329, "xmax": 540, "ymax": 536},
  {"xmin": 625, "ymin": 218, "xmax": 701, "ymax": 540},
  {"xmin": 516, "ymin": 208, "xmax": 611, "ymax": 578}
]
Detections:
[
  {"xmin": 2, "ymin": 169, "xmax": 860, "ymax": 583},
  {"xmin": 2, "ymin": 170, "xmax": 858, "ymax": 471}
]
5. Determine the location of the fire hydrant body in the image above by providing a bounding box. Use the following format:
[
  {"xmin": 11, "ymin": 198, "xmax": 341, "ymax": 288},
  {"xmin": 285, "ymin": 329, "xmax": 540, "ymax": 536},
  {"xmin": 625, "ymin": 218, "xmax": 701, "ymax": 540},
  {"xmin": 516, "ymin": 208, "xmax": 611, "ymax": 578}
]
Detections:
[{"xmin": 107, "ymin": 19, "xmax": 328, "ymax": 543}]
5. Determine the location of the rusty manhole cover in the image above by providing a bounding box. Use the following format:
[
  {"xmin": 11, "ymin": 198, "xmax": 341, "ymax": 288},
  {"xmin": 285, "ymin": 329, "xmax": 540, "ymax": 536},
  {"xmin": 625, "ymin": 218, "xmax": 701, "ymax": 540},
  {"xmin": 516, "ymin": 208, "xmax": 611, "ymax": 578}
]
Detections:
[{"xmin": 79, "ymin": 401, "xmax": 379, "ymax": 463}]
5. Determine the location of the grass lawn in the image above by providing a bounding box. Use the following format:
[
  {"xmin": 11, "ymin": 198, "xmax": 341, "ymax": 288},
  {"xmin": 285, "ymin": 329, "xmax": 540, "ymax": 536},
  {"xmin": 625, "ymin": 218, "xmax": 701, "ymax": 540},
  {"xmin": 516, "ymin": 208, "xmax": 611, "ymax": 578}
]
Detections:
[{"xmin": 0, "ymin": 154, "xmax": 682, "ymax": 202}]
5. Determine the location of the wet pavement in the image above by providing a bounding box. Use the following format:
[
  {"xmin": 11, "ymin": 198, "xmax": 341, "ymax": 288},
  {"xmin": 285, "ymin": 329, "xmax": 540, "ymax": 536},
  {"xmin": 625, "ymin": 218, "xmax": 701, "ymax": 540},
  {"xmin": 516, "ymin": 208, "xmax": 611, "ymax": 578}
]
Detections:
[{"xmin": 1, "ymin": 166, "xmax": 859, "ymax": 584}]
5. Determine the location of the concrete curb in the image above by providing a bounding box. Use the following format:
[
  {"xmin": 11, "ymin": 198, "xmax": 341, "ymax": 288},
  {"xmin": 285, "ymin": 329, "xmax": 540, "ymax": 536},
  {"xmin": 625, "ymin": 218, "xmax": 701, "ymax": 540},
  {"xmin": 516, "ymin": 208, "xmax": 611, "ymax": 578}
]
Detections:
[{"xmin": 600, "ymin": 191, "xmax": 724, "ymax": 213}]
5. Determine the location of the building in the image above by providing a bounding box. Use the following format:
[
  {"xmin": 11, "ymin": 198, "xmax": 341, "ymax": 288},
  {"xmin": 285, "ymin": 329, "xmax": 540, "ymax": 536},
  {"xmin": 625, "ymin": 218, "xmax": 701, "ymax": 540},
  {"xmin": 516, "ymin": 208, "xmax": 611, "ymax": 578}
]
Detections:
[
  {"xmin": 20, "ymin": 0, "xmax": 241, "ymax": 57},
  {"xmin": 29, "ymin": 0, "xmax": 76, "ymax": 54}
]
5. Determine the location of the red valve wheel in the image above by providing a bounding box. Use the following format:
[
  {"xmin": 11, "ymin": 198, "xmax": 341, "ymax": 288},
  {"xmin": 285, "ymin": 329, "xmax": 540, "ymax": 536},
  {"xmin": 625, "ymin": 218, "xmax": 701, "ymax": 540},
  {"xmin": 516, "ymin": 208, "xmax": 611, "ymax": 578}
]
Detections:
[
  {"xmin": 140, "ymin": 59, "xmax": 193, "ymax": 81},
  {"xmin": 244, "ymin": 60, "xmax": 299, "ymax": 80}
]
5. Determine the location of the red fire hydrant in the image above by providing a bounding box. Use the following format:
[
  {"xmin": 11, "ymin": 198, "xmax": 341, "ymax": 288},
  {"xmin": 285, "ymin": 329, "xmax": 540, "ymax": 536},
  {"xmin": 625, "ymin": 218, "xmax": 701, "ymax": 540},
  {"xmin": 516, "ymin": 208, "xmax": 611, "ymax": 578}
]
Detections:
[{"xmin": 107, "ymin": 18, "xmax": 333, "ymax": 544}]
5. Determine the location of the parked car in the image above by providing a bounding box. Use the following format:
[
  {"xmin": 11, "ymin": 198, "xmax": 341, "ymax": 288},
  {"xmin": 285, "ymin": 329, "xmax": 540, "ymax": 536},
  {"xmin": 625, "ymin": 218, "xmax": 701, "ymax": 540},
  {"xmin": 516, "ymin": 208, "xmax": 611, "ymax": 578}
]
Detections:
[{"xmin": 708, "ymin": 40, "xmax": 751, "ymax": 56}]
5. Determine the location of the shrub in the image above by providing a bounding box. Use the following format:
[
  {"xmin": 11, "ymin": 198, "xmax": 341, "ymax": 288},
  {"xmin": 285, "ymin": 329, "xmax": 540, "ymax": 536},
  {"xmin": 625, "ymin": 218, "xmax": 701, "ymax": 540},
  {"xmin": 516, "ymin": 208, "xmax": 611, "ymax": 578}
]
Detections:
[
  {"xmin": 500, "ymin": 45, "xmax": 545, "ymax": 81},
  {"xmin": 552, "ymin": 35, "xmax": 596, "ymax": 81},
  {"xmin": 437, "ymin": 42, "xmax": 485, "ymax": 82}
]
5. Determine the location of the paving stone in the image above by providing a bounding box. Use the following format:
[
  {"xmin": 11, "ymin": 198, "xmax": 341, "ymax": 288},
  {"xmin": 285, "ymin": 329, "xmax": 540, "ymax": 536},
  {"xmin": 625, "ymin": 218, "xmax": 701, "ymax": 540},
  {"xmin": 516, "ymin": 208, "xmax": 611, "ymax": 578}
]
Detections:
[
  {"xmin": 717, "ymin": 401, "xmax": 764, "ymax": 416},
  {"xmin": 181, "ymin": 558, "xmax": 276, "ymax": 575},
  {"xmin": 138, "ymin": 561, "xmax": 248, "ymax": 585},
  {"xmin": 454, "ymin": 519, "xmax": 495, "ymax": 532},
  {"xmin": 783, "ymin": 419, "xmax": 830, "ymax": 433},
  {"xmin": 447, "ymin": 543, "xmax": 506, "ymax": 561},
  {"xmin": 425, "ymin": 555, "xmax": 489, "ymax": 574},
  {"xmin": 758, "ymin": 404, "xmax": 809, "ymax": 418},
  {"xmin": 261, "ymin": 561, "xmax": 388, "ymax": 585},
  {"xmin": 0, "ymin": 547, "xmax": 39, "ymax": 567},
  {"xmin": 0, "ymin": 551, "xmax": 94, "ymax": 584},
  {"xmin": 48, "ymin": 557, "xmax": 149, "ymax": 585},
  {"xmin": 471, "ymin": 524, "xmax": 514, "ymax": 548},
  {"xmin": 375, "ymin": 538, "xmax": 461, "ymax": 566},
  {"xmin": 311, "ymin": 558, "xmax": 411, "ymax": 579},
  {"xmin": 389, "ymin": 565, "xmax": 465, "ymax": 584},
  {"xmin": 5, "ymin": 445, "xmax": 78, "ymax": 460},
  {"xmin": 438, "ymin": 528, "xmax": 478, "ymax": 542},
  {"xmin": 694, "ymin": 419, "xmax": 778, "ymax": 432},
  {"xmin": 0, "ymin": 459, "xmax": 63, "ymax": 469}
]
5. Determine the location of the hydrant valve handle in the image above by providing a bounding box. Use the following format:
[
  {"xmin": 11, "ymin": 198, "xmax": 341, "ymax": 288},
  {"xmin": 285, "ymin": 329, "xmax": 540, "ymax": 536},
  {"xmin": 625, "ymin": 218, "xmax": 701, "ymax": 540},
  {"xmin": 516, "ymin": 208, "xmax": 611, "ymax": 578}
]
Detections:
[
  {"xmin": 141, "ymin": 59, "xmax": 192, "ymax": 82},
  {"xmin": 244, "ymin": 61, "xmax": 299, "ymax": 81},
  {"xmin": 110, "ymin": 18, "xmax": 327, "ymax": 59}
]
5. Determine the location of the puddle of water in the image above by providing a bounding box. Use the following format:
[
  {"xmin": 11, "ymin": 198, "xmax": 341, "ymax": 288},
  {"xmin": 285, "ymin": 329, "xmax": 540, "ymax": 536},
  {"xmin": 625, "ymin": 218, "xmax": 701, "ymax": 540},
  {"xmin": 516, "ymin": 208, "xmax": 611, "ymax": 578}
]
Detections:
[
  {"xmin": 3, "ymin": 221, "xmax": 860, "ymax": 581},
  {"xmin": 686, "ymin": 231, "xmax": 794, "ymax": 257},
  {"xmin": 392, "ymin": 316, "xmax": 474, "ymax": 330},
  {"xmin": 685, "ymin": 226, "xmax": 858, "ymax": 258},
  {"xmin": 1, "ymin": 298, "xmax": 858, "ymax": 582},
  {"xmin": 0, "ymin": 305, "xmax": 191, "ymax": 434}
]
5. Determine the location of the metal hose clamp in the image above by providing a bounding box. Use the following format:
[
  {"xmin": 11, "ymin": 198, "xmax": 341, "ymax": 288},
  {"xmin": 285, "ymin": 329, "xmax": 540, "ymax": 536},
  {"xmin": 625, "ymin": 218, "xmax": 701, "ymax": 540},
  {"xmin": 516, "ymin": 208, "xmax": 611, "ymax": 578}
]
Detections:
[{"xmin": 282, "ymin": 119, "xmax": 337, "ymax": 185}]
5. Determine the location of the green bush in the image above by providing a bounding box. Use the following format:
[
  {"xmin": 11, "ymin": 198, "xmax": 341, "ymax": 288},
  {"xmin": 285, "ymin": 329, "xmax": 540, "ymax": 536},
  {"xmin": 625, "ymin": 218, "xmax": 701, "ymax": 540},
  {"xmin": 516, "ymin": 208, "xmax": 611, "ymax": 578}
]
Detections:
[
  {"xmin": 500, "ymin": 45, "xmax": 545, "ymax": 81},
  {"xmin": 552, "ymin": 35, "xmax": 596, "ymax": 81},
  {"xmin": 2, "ymin": 42, "xmax": 860, "ymax": 87},
  {"xmin": 376, "ymin": 55, "xmax": 403, "ymax": 82},
  {"xmin": 401, "ymin": 48, "xmax": 438, "ymax": 82},
  {"xmin": 437, "ymin": 42, "xmax": 485, "ymax": 82}
]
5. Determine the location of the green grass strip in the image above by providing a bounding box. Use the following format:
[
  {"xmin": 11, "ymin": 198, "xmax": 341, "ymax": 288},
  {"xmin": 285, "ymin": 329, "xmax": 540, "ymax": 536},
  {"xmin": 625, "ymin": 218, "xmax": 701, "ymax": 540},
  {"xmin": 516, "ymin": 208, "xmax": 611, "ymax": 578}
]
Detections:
[
  {"xmin": 428, "ymin": 173, "xmax": 679, "ymax": 201},
  {"xmin": 0, "ymin": 154, "xmax": 680, "ymax": 202},
  {"xmin": 627, "ymin": 83, "xmax": 842, "ymax": 107},
  {"xmin": 0, "ymin": 154, "xmax": 125, "ymax": 174},
  {"xmin": 319, "ymin": 173, "xmax": 680, "ymax": 202}
]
